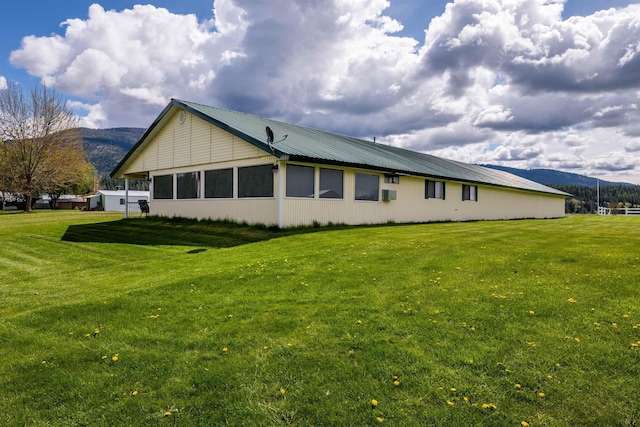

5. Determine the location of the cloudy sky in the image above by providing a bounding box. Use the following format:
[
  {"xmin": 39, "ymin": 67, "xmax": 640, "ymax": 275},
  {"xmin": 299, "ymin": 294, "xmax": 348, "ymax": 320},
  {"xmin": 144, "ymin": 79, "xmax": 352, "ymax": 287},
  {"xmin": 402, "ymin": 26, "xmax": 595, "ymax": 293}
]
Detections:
[{"xmin": 1, "ymin": 0, "xmax": 639, "ymax": 183}]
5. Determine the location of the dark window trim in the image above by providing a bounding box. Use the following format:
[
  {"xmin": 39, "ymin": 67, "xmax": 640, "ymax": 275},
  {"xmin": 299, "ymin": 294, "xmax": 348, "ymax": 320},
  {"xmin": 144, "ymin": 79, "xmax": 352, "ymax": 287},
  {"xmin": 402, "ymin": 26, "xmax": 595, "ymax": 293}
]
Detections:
[
  {"xmin": 319, "ymin": 167, "xmax": 344, "ymax": 199},
  {"xmin": 204, "ymin": 168, "xmax": 234, "ymax": 199},
  {"xmin": 355, "ymin": 172, "xmax": 380, "ymax": 202},
  {"xmin": 425, "ymin": 180, "xmax": 446, "ymax": 200},
  {"xmin": 153, "ymin": 174, "xmax": 174, "ymax": 200},
  {"xmin": 462, "ymin": 184, "xmax": 478, "ymax": 202}
]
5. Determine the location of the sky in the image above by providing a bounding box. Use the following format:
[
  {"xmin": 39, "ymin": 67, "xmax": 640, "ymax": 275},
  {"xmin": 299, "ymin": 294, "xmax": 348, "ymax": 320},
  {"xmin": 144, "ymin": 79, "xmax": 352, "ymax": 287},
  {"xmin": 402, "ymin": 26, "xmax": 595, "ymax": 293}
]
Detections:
[{"xmin": 1, "ymin": 0, "xmax": 639, "ymax": 184}]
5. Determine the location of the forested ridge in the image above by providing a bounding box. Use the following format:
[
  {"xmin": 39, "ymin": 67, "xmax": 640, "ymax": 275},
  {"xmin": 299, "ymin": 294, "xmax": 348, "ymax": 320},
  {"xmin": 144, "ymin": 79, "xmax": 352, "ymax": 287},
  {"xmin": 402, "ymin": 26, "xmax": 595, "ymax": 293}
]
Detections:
[{"xmin": 551, "ymin": 184, "xmax": 640, "ymax": 214}]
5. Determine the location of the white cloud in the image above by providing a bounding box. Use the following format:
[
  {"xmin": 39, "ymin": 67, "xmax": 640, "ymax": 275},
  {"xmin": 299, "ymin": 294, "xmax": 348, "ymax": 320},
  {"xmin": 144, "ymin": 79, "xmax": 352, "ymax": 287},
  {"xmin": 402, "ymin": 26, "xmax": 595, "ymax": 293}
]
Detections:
[{"xmin": 7, "ymin": 0, "xmax": 640, "ymax": 183}]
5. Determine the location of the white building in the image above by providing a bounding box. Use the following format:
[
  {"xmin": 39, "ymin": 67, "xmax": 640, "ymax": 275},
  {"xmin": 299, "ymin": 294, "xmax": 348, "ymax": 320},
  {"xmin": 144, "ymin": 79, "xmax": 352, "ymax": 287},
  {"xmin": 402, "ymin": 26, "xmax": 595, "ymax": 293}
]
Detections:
[
  {"xmin": 111, "ymin": 99, "xmax": 569, "ymax": 227},
  {"xmin": 87, "ymin": 190, "xmax": 149, "ymax": 212}
]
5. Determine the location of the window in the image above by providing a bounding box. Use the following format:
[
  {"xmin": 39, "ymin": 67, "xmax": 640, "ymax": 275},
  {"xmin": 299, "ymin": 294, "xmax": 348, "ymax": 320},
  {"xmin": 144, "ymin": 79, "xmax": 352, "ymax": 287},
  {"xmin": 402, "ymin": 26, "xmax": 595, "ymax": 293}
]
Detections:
[
  {"xmin": 119, "ymin": 198, "xmax": 125, "ymax": 205},
  {"xmin": 177, "ymin": 171, "xmax": 200, "ymax": 199},
  {"xmin": 425, "ymin": 180, "xmax": 446, "ymax": 199},
  {"xmin": 384, "ymin": 174, "xmax": 400, "ymax": 184},
  {"xmin": 153, "ymin": 174, "xmax": 173, "ymax": 199},
  {"xmin": 286, "ymin": 164, "xmax": 315, "ymax": 198},
  {"xmin": 355, "ymin": 172, "xmax": 379, "ymax": 201},
  {"xmin": 205, "ymin": 168, "xmax": 233, "ymax": 198},
  {"xmin": 462, "ymin": 184, "xmax": 478, "ymax": 201},
  {"xmin": 319, "ymin": 168, "xmax": 343, "ymax": 199},
  {"xmin": 238, "ymin": 165, "xmax": 273, "ymax": 198}
]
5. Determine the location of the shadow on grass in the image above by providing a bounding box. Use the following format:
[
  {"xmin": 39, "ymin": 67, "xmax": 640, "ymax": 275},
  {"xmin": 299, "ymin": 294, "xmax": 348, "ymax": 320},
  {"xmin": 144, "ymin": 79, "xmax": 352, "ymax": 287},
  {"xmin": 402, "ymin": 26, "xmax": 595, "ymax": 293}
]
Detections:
[{"xmin": 61, "ymin": 216, "xmax": 353, "ymax": 249}]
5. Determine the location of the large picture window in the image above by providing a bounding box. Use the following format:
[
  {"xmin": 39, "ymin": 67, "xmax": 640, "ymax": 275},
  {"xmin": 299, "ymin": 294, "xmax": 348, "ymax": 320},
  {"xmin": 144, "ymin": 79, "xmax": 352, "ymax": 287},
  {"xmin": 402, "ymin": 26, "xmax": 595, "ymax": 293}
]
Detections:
[
  {"xmin": 319, "ymin": 168, "xmax": 343, "ymax": 199},
  {"xmin": 355, "ymin": 172, "xmax": 379, "ymax": 201},
  {"xmin": 426, "ymin": 180, "xmax": 446, "ymax": 199},
  {"xmin": 177, "ymin": 172, "xmax": 200, "ymax": 199},
  {"xmin": 205, "ymin": 168, "xmax": 233, "ymax": 198},
  {"xmin": 238, "ymin": 165, "xmax": 273, "ymax": 198},
  {"xmin": 462, "ymin": 184, "xmax": 478, "ymax": 201},
  {"xmin": 286, "ymin": 165, "xmax": 315, "ymax": 198},
  {"xmin": 153, "ymin": 174, "xmax": 173, "ymax": 199}
]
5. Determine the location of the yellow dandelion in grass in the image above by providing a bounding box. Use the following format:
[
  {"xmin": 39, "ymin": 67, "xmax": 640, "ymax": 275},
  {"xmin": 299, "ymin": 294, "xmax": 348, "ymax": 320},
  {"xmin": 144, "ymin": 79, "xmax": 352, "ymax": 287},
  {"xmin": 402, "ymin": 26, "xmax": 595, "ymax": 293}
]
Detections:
[
  {"xmin": 538, "ymin": 392, "xmax": 545, "ymax": 398},
  {"xmin": 371, "ymin": 399, "xmax": 378, "ymax": 408},
  {"xmin": 515, "ymin": 383, "xmax": 522, "ymax": 389},
  {"xmin": 357, "ymin": 320, "xmax": 362, "ymax": 324},
  {"xmin": 567, "ymin": 298, "xmax": 577, "ymax": 303},
  {"xmin": 529, "ymin": 310, "xmax": 535, "ymax": 315},
  {"xmin": 164, "ymin": 411, "xmax": 172, "ymax": 417},
  {"xmin": 131, "ymin": 390, "xmax": 138, "ymax": 396},
  {"xmin": 222, "ymin": 347, "xmax": 228, "ymax": 352},
  {"xmin": 376, "ymin": 417, "xmax": 385, "ymax": 423},
  {"xmin": 68, "ymin": 332, "xmax": 74, "ymax": 335},
  {"xmin": 85, "ymin": 333, "xmax": 91, "ymax": 337},
  {"xmin": 463, "ymin": 396, "xmax": 469, "ymax": 402},
  {"xmin": 393, "ymin": 380, "xmax": 401, "ymax": 386},
  {"xmin": 521, "ymin": 422, "xmax": 530, "ymax": 427},
  {"xmin": 112, "ymin": 354, "xmax": 119, "ymax": 362},
  {"xmin": 280, "ymin": 388, "xmax": 286, "ymax": 395},
  {"xmin": 446, "ymin": 400, "xmax": 454, "ymax": 406},
  {"xmin": 101, "ymin": 355, "xmax": 107, "ymax": 360},
  {"xmin": 450, "ymin": 388, "xmax": 457, "ymax": 392},
  {"xmin": 481, "ymin": 403, "xmax": 497, "ymax": 410}
]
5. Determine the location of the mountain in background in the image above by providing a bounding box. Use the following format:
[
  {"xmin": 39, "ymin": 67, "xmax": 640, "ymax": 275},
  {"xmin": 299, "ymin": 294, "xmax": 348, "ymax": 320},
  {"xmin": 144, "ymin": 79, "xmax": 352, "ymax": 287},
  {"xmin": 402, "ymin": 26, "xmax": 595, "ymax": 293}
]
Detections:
[
  {"xmin": 80, "ymin": 127, "xmax": 632, "ymax": 188},
  {"xmin": 81, "ymin": 127, "xmax": 145, "ymax": 175},
  {"xmin": 480, "ymin": 164, "xmax": 631, "ymax": 187}
]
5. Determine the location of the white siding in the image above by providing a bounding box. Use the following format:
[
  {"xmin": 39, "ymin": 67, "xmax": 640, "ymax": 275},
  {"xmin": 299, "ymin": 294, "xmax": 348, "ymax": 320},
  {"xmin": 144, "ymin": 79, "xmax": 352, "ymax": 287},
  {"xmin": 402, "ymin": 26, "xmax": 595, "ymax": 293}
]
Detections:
[
  {"xmin": 150, "ymin": 199, "xmax": 278, "ymax": 225},
  {"xmin": 279, "ymin": 165, "xmax": 565, "ymax": 227}
]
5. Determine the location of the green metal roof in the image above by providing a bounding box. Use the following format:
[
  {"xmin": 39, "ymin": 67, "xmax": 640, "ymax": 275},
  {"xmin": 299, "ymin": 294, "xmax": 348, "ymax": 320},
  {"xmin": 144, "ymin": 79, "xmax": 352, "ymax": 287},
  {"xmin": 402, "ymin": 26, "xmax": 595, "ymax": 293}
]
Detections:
[{"xmin": 113, "ymin": 99, "xmax": 569, "ymax": 197}]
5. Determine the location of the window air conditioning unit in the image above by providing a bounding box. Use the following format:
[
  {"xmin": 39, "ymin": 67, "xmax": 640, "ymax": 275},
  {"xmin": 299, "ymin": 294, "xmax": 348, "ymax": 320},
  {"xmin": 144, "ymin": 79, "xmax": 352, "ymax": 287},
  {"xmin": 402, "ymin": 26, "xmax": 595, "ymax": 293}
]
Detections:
[{"xmin": 382, "ymin": 189, "xmax": 397, "ymax": 201}]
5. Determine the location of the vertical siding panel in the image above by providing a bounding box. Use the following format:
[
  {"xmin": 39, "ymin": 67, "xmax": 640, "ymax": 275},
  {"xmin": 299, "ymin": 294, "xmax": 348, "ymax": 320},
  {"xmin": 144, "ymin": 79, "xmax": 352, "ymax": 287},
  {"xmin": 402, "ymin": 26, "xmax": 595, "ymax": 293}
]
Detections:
[
  {"xmin": 156, "ymin": 122, "xmax": 175, "ymax": 169},
  {"xmin": 233, "ymin": 137, "xmax": 262, "ymax": 160},
  {"xmin": 143, "ymin": 137, "xmax": 159, "ymax": 171},
  {"xmin": 173, "ymin": 114, "xmax": 191, "ymax": 168},
  {"xmin": 211, "ymin": 128, "xmax": 234, "ymax": 161},
  {"xmin": 128, "ymin": 153, "xmax": 144, "ymax": 173},
  {"xmin": 190, "ymin": 118, "xmax": 211, "ymax": 165}
]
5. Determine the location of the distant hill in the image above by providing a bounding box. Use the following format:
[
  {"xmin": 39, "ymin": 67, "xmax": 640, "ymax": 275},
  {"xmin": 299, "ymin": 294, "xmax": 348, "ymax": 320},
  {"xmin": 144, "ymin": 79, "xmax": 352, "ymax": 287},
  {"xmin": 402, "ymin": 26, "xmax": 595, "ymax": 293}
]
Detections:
[
  {"xmin": 80, "ymin": 127, "xmax": 145, "ymax": 175},
  {"xmin": 481, "ymin": 164, "xmax": 630, "ymax": 187}
]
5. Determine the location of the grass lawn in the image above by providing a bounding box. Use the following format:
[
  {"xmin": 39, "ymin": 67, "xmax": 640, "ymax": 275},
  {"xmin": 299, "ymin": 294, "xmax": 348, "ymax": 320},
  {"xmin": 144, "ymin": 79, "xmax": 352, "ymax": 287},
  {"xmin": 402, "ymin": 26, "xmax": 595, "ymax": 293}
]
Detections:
[{"xmin": 0, "ymin": 211, "xmax": 639, "ymax": 426}]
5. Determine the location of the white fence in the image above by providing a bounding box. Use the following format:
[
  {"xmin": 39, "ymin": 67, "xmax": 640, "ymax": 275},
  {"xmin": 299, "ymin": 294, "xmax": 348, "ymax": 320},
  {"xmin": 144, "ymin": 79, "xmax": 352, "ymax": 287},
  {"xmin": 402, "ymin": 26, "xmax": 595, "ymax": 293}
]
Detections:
[{"xmin": 598, "ymin": 206, "xmax": 640, "ymax": 216}]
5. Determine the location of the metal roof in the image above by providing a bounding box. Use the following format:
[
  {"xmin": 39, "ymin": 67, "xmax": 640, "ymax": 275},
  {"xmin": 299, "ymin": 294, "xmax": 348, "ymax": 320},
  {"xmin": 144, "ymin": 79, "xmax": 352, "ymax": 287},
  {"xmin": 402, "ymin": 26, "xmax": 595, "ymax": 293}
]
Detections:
[{"xmin": 113, "ymin": 99, "xmax": 569, "ymax": 197}]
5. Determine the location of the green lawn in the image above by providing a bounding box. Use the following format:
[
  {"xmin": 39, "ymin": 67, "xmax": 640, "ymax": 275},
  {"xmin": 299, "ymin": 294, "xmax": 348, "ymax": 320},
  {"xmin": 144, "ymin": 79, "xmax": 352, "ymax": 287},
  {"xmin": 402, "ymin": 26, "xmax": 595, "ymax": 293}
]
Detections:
[{"xmin": 0, "ymin": 211, "xmax": 639, "ymax": 426}]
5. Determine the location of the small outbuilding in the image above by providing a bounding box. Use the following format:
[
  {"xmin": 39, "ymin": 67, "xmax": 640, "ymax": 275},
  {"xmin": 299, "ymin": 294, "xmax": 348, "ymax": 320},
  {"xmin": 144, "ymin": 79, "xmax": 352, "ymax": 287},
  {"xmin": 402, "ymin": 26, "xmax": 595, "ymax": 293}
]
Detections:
[
  {"xmin": 111, "ymin": 99, "xmax": 569, "ymax": 227},
  {"xmin": 86, "ymin": 190, "xmax": 150, "ymax": 212}
]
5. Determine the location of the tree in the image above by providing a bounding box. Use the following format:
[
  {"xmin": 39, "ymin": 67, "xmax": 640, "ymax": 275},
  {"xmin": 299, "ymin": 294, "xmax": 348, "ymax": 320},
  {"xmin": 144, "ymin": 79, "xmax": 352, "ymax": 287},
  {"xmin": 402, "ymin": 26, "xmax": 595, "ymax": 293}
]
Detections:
[{"xmin": 0, "ymin": 82, "xmax": 89, "ymax": 212}]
